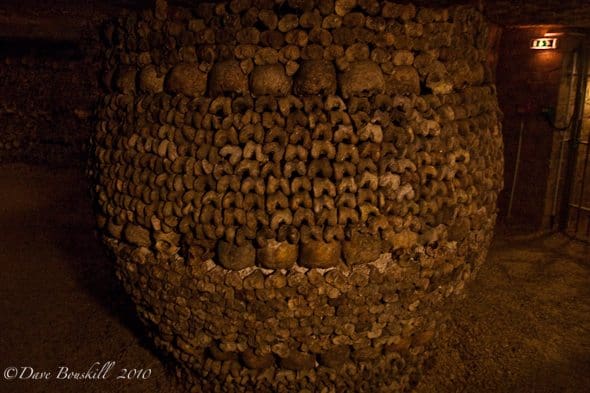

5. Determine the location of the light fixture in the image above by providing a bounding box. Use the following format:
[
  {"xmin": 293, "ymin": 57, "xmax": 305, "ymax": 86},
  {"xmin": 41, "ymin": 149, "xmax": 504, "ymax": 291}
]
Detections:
[{"xmin": 543, "ymin": 32, "xmax": 564, "ymax": 37}]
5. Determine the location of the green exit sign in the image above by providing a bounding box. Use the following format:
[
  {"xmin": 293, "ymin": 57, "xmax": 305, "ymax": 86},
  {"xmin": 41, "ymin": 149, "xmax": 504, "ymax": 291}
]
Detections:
[{"xmin": 531, "ymin": 38, "xmax": 558, "ymax": 49}]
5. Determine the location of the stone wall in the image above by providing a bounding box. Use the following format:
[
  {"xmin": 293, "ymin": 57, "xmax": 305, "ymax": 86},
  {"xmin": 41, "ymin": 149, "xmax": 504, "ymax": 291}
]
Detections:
[
  {"xmin": 566, "ymin": 69, "xmax": 590, "ymax": 237},
  {"xmin": 495, "ymin": 26, "xmax": 584, "ymax": 230},
  {"xmin": 496, "ymin": 26, "xmax": 562, "ymax": 229}
]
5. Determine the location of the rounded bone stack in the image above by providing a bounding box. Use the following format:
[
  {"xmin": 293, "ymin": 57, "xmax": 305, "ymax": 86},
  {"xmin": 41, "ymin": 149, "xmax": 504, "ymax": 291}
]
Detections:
[{"xmin": 91, "ymin": 0, "xmax": 503, "ymax": 391}]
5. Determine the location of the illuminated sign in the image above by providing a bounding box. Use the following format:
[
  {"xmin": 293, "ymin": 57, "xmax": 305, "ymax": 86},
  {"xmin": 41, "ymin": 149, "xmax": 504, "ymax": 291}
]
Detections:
[{"xmin": 531, "ymin": 38, "xmax": 558, "ymax": 49}]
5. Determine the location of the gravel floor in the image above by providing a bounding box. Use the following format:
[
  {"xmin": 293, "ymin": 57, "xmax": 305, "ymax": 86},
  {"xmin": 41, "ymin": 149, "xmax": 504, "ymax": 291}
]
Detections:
[{"xmin": 1, "ymin": 163, "xmax": 589, "ymax": 393}]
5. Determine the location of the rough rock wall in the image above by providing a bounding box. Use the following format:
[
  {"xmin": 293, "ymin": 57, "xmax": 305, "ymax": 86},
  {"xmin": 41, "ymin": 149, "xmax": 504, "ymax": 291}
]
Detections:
[
  {"xmin": 91, "ymin": 0, "xmax": 503, "ymax": 391},
  {"xmin": 0, "ymin": 39, "xmax": 98, "ymax": 166}
]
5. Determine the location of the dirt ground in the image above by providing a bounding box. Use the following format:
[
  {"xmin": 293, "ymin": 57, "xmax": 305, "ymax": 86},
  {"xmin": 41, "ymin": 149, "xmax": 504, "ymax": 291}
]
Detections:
[{"xmin": 0, "ymin": 163, "xmax": 589, "ymax": 393}]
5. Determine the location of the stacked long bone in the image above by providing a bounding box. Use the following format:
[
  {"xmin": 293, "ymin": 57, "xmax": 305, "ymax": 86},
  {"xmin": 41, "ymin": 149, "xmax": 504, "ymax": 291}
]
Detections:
[{"xmin": 92, "ymin": 0, "xmax": 503, "ymax": 391}]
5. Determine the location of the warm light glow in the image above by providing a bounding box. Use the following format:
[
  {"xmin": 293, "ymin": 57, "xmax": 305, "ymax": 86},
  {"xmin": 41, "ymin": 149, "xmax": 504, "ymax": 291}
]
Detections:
[
  {"xmin": 543, "ymin": 32, "xmax": 564, "ymax": 37},
  {"xmin": 531, "ymin": 37, "xmax": 558, "ymax": 49}
]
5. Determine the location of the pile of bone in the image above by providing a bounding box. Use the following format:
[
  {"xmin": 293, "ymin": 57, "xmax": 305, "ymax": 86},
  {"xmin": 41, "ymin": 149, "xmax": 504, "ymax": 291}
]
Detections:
[
  {"xmin": 0, "ymin": 54, "xmax": 97, "ymax": 165},
  {"xmin": 0, "ymin": 124, "xmax": 27, "ymax": 154},
  {"xmin": 92, "ymin": 0, "xmax": 503, "ymax": 392}
]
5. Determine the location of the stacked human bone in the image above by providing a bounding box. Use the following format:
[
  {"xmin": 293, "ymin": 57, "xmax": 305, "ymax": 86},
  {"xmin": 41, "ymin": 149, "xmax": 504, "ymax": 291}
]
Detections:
[
  {"xmin": 92, "ymin": 0, "xmax": 502, "ymax": 391},
  {"xmin": 0, "ymin": 50, "xmax": 97, "ymax": 165}
]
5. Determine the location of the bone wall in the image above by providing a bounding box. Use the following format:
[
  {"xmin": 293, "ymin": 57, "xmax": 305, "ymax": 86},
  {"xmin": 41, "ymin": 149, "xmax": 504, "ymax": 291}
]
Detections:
[
  {"xmin": 91, "ymin": 1, "xmax": 503, "ymax": 391},
  {"xmin": 0, "ymin": 39, "xmax": 97, "ymax": 166}
]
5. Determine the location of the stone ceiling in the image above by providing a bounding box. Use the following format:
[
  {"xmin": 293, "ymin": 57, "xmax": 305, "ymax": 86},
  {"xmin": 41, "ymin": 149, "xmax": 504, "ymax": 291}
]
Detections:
[{"xmin": 483, "ymin": 0, "xmax": 590, "ymax": 27}]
